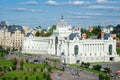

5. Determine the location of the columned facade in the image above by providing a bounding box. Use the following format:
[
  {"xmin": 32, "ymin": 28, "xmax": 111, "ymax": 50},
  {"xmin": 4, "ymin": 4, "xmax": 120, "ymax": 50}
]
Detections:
[{"xmin": 22, "ymin": 17, "xmax": 120, "ymax": 64}]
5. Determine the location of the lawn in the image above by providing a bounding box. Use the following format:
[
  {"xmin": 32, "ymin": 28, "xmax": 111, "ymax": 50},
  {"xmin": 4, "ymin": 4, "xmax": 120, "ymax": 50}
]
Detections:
[
  {"xmin": 0, "ymin": 57, "xmax": 12, "ymax": 67},
  {"xmin": 0, "ymin": 70, "xmax": 47, "ymax": 80},
  {"xmin": 23, "ymin": 63, "xmax": 45, "ymax": 68},
  {"xmin": 70, "ymin": 64, "xmax": 106, "ymax": 75},
  {"xmin": 0, "ymin": 58, "xmax": 52, "ymax": 80}
]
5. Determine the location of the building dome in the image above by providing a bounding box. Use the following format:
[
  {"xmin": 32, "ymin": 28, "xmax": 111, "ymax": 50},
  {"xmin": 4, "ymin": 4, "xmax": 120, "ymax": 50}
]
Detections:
[{"xmin": 57, "ymin": 16, "xmax": 69, "ymax": 28}]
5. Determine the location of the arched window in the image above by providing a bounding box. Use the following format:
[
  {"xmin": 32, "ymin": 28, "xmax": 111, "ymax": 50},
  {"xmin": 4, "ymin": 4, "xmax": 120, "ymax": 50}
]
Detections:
[
  {"xmin": 109, "ymin": 45, "xmax": 112, "ymax": 55},
  {"xmin": 61, "ymin": 52, "xmax": 64, "ymax": 55},
  {"xmin": 74, "ymin": 45, "xmax": 79, "ymax": 56},
  {"xmin": 55, "ymin": 37, "xmax": 58, "ymax": 45},
  {"xmin": 55, "ymin": 36, "xmax": 58, "ymax": 55}
]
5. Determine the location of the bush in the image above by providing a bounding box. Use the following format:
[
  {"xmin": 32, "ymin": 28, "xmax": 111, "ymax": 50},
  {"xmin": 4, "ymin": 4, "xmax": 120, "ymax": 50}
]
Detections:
[
  {"xmin": 46, "ymin": 74, "xmax": 51, "ymax": 80},
  {"xmin": 80, "ymin": 62, "xmax": 90, "ymax": 68},
  {"xmin": 36, "ymin": 76, "xmax": 40, "ymax": 80},
  {"xmin": 14, "ymin": 76, "xmax": 18, "ymax": 80},
  {"xmin": 99, "ymin": 74, "xmax": 104, "ymax": 80},
  {"xmin": 2, "ymin": 77, "xmax": 6, "ymax": 80},
  {"xmin": 24, "ymin": 76, "xmax": 28, "ymax": 80},
  {"xmin": 99, "ymin": 74, "xmax": 110, "ymax": 80},
  {"xmin": 105, "ymin": 75, "xmax": 110, "ymax": 80},
  {"xmin": 93, "ymin": 65, "xmax": 102, "ymax": 71}
]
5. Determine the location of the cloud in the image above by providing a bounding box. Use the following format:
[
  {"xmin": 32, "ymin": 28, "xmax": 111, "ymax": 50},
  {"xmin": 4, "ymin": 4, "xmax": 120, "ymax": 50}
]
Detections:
[
  {"xmin": 45, "ymin": 0, "xmax": 90, "ymax": 6},
  {"xmin": 30, "ymin": 10, "xmax": 48, "ymax": 12},
  {"xmin": 12, "ymin": 8, "xmax": 27, "ymax": 11},
  {"xmin": 96, "ymin": 0, "xmax": 108, "ymax": 3},
  {"xmin": 30, "ymin": 10, "xmax": 41, "ymax": 12},
  {"xmin": 71, "ymin": 1, "xmax": 90, "ymax": 5},
  {"xmin": 11, "ymin": 8, "xmax": 45, "ymax": 13},
  {"xmin": 71, "ymin": 12, "xmax": 103, "ymax": 16},
  {"xmin": 45, "ymin": 0, "xmax": 59, "ymax": 6},
  {"xmin": 21, "ymin": 1, "xmax": 38, "ymax": 5},
  {"xmin": 86, "ymin": 5, "xmax": 120, "ymax": 11},
  {"xmin": 72, "ymin": 16, "xmax": 93, "ymax": 19},
  {"xmin": 62, "ymin": 0, "xmax": 90, "ymax": 6}
]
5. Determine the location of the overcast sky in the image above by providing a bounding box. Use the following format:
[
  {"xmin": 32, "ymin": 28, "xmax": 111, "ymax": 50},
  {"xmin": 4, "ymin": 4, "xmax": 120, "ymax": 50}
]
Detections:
[{"xmin": 0, "ymin": 0, "xmax": 120, "ymax": 28}]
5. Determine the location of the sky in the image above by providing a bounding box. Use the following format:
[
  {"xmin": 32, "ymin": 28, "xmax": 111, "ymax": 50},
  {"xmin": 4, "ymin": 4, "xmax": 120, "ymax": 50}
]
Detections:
[{"xmin": 0, "ymin": 0, "xmax": 120, "ymax": 28}]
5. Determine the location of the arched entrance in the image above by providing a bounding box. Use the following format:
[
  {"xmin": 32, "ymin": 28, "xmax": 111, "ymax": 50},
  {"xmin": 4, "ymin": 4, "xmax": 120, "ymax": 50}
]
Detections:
[{"xmin": 55, "ymin": 36, "xmax": 58, "ymax": 55}]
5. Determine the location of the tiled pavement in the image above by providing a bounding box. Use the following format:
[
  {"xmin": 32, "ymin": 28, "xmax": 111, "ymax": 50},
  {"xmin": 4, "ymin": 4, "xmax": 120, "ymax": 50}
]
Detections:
[{"xmin": 50, "ymin": 71, "xmax": 98, "ymax": 80}]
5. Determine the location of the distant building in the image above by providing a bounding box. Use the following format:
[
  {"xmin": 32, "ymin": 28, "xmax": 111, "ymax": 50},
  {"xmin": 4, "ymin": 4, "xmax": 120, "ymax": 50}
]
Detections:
[
  {"xmin": 22, "ymin": 17, "xmax": 120, "ymax": 64},
  {"xmin": 86, "ymin": 27, "xmax": 93, "ymax": 32},
  {"xmin": 0, "ymin": 21, "xmax": 24, "ymax": 51}
]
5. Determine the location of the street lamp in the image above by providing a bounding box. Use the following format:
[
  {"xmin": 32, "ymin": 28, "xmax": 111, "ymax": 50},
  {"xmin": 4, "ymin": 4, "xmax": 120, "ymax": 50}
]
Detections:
[{"xmin": 76, "ymin": 60, "xmax": 80, "ymax": 76}]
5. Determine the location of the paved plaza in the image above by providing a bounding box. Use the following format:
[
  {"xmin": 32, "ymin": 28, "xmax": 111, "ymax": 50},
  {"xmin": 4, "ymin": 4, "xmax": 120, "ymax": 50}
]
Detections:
[{"xmin": 50, "ymin": 67, "xmax": 98, "ymax": 80}]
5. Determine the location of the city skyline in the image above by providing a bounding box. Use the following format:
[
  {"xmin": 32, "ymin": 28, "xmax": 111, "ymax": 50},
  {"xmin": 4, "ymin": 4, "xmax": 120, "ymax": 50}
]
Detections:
[{"xmin": 0, "ymin": 0, "xmax": 120, "ymax": 28}]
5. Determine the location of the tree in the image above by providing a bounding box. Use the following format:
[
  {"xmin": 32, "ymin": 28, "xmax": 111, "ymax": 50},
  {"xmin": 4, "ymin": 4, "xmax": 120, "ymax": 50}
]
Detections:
[
  {"xmin": 105, "ymin": 75, "xmax": 110, "ymax": 80},
  {"xmin": 51, "ymin": 25, "xmax": 56, "ymax": 30},
  {"xmin": 2, "ymin": 77, "xmax": 6, "ymax": 80},
  {"xmin": 46, "ymin": 74, "xmax": 51, "ymax": 80},
  {"xmin": 91, "ymin": 25, "xmax": 101, "ymax": 36},
  {"xmin": 116, "ymin": 34, "xmax": 120, "ymax": 39},
  {"xmin": 35, "ymin": 31, "xmax": 40, "ymax": 37},
  {"xmin": 81, "ymin": 28, "xmax": 91, "ymax": 37},
  {"xmin": 43, "ymin": 73, "xmax": 47, "ymax": 79},
  {"xmin": 12, "ymin": 58, "xmax": 17, "ymax": 70},
  {"xmin": 13, "ymin": 76, "xmax": 18, "ymax": 80},
  {"xmin": 36, "ymin": 76, "xmax": 40, "ymax": 80},
  {"xmin": 84, "ymin": 63, "xmax": 90, "ymax": 68},
  {"xmin": 20, "ymin": 59, "xmax": 24, "ymax": 70},
  {"xmin": 99, "ymin": 74, "xmax": 105, "ymax": 80},
  {"xmin": 0, "ymin": 45, "xmax": 2, "ymax": 49},
  {"xmin": 24, "ymin": 76, "xmax": 28, "ymax": 80},
  {"xmin": 48, "ymin": 67, "xmax": 52, "ymax": 72}
]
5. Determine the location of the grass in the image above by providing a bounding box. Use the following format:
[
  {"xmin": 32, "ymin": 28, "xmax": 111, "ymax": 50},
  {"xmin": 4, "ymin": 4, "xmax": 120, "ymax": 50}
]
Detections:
[
  {"xmin": 0, "ymin": 57, "xmax": 12, "ymax": 67},
  {"xmin": 83, "ymin": 67, "xmax": 106, "ymax": 75},
  {"xmin": 70, "ymin": 64, "xmax": 106, "ymax": 75},
  {"xmin": 0, "ymin": 70, "xmax": 46, "ymax": 80},
  {"xmin": 47, "ymin": 58, "xmax": 60, "ymax": 63},
  {"xmin": 24, "ymin": 63, "xmax": 44, "ymax": 68},
  {"xmin": 24, "ymin": 62, "xmax": 60, "ymax": 71},
  {"xmin": 90, "ymin": 62, "xmax": 109, "ymax": 65},
  {"xmin": 0, "ymin": 58, "xmax": 52, "ymax": 80}
]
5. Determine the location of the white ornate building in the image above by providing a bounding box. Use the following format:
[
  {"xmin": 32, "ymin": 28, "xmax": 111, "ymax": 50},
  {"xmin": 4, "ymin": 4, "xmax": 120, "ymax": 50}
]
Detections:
[{"xmin": 22, "ymin": 17, "xmax": 120, "ymax": 64}]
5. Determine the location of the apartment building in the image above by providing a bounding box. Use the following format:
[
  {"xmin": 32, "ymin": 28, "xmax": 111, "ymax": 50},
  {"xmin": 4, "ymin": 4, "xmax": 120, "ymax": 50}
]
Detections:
[{"xmin": 0, "ymin": 21, "xmax": 24, "ymax": 51}]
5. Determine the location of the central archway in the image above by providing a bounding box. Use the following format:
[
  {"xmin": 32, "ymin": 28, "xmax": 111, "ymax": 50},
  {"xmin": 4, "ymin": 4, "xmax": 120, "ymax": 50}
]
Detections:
[
  {"xmin": 55, "ymin": 36, "xmax": 58, "ymax": 55},
  {"xmin": 74, "ymin": 45, "xmax": 79, "ymax": 56}
]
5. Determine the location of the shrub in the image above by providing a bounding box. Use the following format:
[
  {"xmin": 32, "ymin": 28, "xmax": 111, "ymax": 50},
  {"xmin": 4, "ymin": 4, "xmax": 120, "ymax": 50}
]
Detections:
[
  {"xmin": 13, "ymin": 76, "xmax": 18, "ymax": 80},
  {"xmin": 93, "ymin": 65, "xmax": 102, "ymax": 71}
]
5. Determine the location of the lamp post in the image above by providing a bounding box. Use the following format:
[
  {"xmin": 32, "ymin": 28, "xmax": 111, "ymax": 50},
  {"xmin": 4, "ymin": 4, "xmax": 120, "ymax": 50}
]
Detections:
[{"xmin": 76, "ymin": 60, "xmax": 80, "ymax": 76}]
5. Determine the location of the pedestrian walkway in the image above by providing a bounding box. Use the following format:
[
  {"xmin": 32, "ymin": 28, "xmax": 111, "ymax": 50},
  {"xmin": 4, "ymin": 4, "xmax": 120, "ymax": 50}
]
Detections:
[{"xmin": 50, "ymin": 71, "xmax": 98, "ymax": 80}]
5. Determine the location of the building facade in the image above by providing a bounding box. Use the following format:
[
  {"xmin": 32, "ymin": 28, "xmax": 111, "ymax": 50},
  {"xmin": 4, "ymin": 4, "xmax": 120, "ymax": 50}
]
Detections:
[
  {"xmin": 0, "ymin": 21, "xmax": 24, "ymax": 51},
  {"xmin": 22, "ymin": 18, "xmax": 120, "ymax": 64}
]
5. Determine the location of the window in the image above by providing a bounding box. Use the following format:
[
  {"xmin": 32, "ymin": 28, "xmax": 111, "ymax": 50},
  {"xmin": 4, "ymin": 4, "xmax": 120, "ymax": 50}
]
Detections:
[
  {"xmin": 95, "ymin": 53, "xmax": 96, "ymax": 56},
  {"xmin": 90, "ymin": 53, "xmax": 92, "ymax": 56},
  {"xmin": 109, "ymin": 45, "xmax": 112, "ymax": 55},
  {"xmin": 74, "ymin": 45, "xmax": 79, "ymax": 56},
  {"xmin": 55, "ymin": 37, "xmax": 58, "ymax": 45}
]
